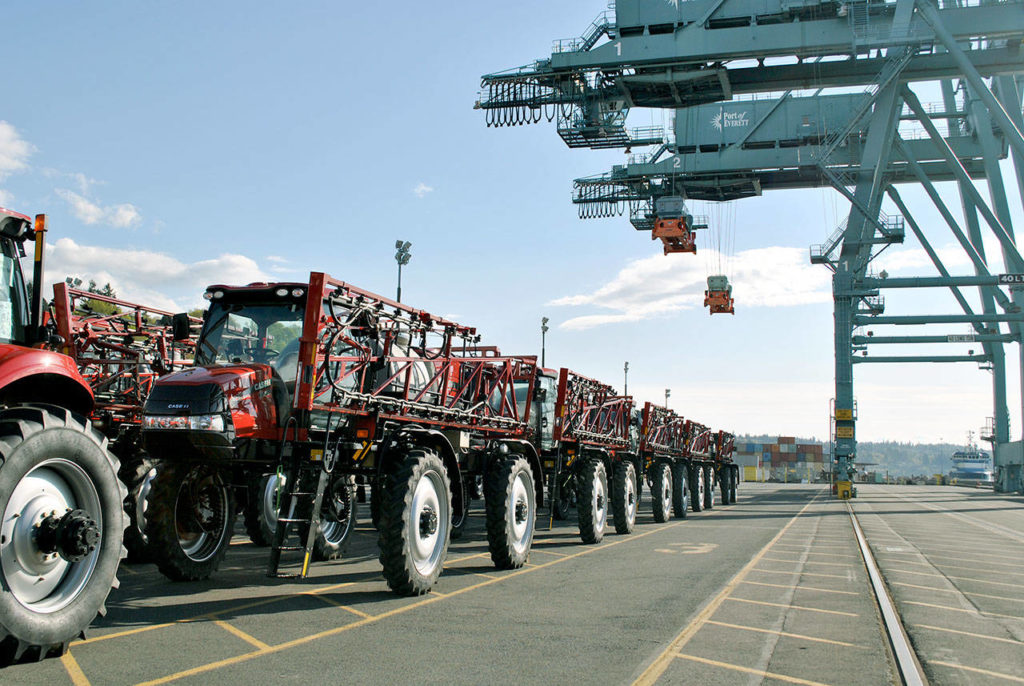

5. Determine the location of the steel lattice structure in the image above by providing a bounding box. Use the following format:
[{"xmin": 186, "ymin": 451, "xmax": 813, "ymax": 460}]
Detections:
[{"xmin": 481, "ymin": 0, "xmax": 1024, "ymax": 493}]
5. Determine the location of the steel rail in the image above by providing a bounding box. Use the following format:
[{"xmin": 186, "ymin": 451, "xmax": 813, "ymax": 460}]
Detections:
[{"xmin": 847, "ymin": 505, "xmax": 927, "ymax": 686}]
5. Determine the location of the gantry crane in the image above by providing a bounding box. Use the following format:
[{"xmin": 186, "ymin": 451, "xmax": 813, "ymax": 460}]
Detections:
[{"xmin": 480, "ymin": 0, "xmax": 1024, "ymax": 494}]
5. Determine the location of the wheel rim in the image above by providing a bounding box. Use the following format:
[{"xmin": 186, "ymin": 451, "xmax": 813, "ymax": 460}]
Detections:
[
  {"xmin": 660, "ymin": 465, "xmax": 672, "ymax": 512},
  {"xmin": 625, "ymin": 468, "xmax": 637, "ymax": 522},
  {"xmin": 261, "ymin": 473, "xmax": 286, "ymax": 534},
  {"xmin": 175, "ymin": 470, "xmax": 231, "ymax": 562},
  {"xmin": 593, "ymin": 468, "xmax": 607, "ymax": 532},
  {"xmin": 1, "ymin": 459, "xmax": 102, "ymax": 612},
  {"xmin": 696, "ymin": 469, "xmax": 705, "ymax": 502},
  {"xmin": 509, "ymin": 470, "xmax": 534, "ymax": 555},
  {"xmin": 410, "ymin": 468, "xmax": 448, "ymax": 575},
  {"xmin": 135, "ymin": 465, "xmax": 158, "ymax": 536},
  {"xmin": 321, "ymin": 481, "xmax": 352, "ymax": 543}
]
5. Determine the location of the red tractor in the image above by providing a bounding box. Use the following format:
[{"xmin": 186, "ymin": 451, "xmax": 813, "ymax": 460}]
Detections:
[
  {"xmin": 140, "ymin": 274, "xmax": 543, "ymax": 594},
  {"xmin": 0, "ymin": 209, "xmax": 126, "ymax": 666}
]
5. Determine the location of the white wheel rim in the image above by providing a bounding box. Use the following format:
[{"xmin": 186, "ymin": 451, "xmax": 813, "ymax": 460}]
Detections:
[
  {"xmin": 1, "ymin": 459, "xmax": 102, "ymax": 612},
  {"xmin": 696, "ymin": 469, "xmax": 705, "ymax": 501},
  {"xmin": 661, "ymin": 465, "xmax": 672, "ymax": 512},
  {"xmin": 320, "ymin": 481, "xmax": 351, "ymax": 543},
  {"xmin": 625, "ymin": 469, "xmax": 637, "ymax": 522},
  {"xmin": 176, "ymin": 471, "xmax": 230, "ymax": 562},
  {"xmin": 262, "ymin": 473, "xmax": 286, "ymax": 533},
  {"xmin": 593, "ymin": 469, "xmax": 606, "ymax": 533},
  {"xmin": 410, "ymin": 469, "xmax": 448, "ymax": 575},
  {"xmin": 509, "ymin": 470, "xmax": 534, "ymax": 555}
]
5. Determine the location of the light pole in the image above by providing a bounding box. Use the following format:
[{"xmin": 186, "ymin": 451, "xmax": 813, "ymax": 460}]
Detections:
[
  {"xmin": 665, "ymin": 388, "xmax": 671, "ymax": 408},
  {"xmin": 394, "ymin": 240, "xmax": 411, "ymax": 302},
  {"xmin": 623, "ymin": 361, "xmax": 629, "ymax": 396},
  {"xmin": 541, "ymin": 317, "xmax": 550, "ymax": 367}
]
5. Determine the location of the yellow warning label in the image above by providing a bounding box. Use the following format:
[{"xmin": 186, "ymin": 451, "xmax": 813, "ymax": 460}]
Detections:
[
  {"xmin": 836, "ymin": 427, "xmax": 854, "ymax": 439},
  {"xmin": 835, "ymin": 409, "xmax": 853, "ymax": 421}
]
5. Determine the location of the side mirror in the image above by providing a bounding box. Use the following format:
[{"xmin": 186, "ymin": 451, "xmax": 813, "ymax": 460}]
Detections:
[{"xmin": 171, "ymin": 313, "xmax": 191, "ymax": 342}]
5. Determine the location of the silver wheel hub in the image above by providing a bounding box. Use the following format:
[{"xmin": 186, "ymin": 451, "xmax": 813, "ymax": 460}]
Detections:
[{"xmin": 1, "ymin": 459, "xmax": 102, "ymax": 612}]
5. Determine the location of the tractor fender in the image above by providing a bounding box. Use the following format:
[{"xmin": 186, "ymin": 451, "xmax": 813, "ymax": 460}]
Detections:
[
  {"xmin": 490, "ymin": 438, "xmax": 544, "ymax": 507},
  {"xmin": 385, "ymin": 426, "xmax": 462, "ymax": 497},
  {"xmin": 0, "ymin": 343, "xmax": 93, "ymax": 416}
]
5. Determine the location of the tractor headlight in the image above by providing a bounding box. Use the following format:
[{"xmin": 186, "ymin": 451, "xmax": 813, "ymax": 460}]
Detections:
[{"xmin": 143, "ymin": 414, "xmax": 226, "ymax": 432}]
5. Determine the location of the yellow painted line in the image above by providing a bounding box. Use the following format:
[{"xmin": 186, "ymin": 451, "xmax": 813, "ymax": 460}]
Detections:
[
  {"xmin": 750, "ymin": 568, "xmax": 853, "ymax": 580},
  {"xmin": 762, "ymin": 557, "xmax": 853, "ymax": 568},
  {"xmin": 61, "ymin": 650, "xmax": 91, "ymax": 686},
  {"xmin": 530, "ymin": 548, "xmax": 569, "ymax": 558},
  {"xmin": 902, "ymin": 600, "xmax": 1024, "ymax": 621},
  {"xmin": 886, "ymin": 567, "xmax": 1024, "ymax": 590},
  {"xmin": 74, "ymin": 583, "xmax": 355, "ymax": 647},
  {"xmin": 673, "ymin": 653, "xmax": 833, "ymax": 686},
  {"xmin": 725, "ymin": 597, "xmax": 858, "ymax": 617},
  {"xmin": 891, "ymin": 581, "xmax": 1024, "ymax": 604},
  {"xmin": 139, "ymin": 516, "xmax": 687, "ymax": 685},
  {"xmin": 913, "ymin": 624, "xmax": 1024, "ymax": 646},
  {"xmin": 431, "ymin": 589, "xmax": 450, "ymax": 597},
  {"xmin": 704, "ymin": 621, "xmax": 867, "ymax": 648},
  {"xmin": 473, "ymin": 572, "xmax": 499, "ymax": 580},
  {"xmin": 773, "ymin": 544, "xmax": 855, "ymax": 554},
  {"xmin": 740, "ymin": 580, "xmax": 860, "ymax": 596},
  {"xmin": 214, "ymin": 621, "xmax": 270, "ymax": 650},
  {"xmin": 770, "ymin": 549, "xmax": 858, "ymax": 558},
  {"xmin": 118, "ymin": 564, "xmax": 139, "ymax": 576},
  {"xmin": 929, "ymin": 660, "xmax": 1024, "ymax": 683},
  {"xmin": 905, "ymin": 546, "xmax": 1024, "ymax": 564},
  {"xmin": 632, "ymin": 493, "xmax": 823, "ymax": 686},
  {"xmin": 312, "ymin": 594, "xmax": 374, "ymax": 619},
  {"xmin": 445, "ymin": 551, "xmax": 490, "ymax": 564}
]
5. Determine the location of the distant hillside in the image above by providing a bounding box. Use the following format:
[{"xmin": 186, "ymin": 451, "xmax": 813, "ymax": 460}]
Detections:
[{"xmin": 738, "ymin": 434, "xmax": 969, "ymax": 477}]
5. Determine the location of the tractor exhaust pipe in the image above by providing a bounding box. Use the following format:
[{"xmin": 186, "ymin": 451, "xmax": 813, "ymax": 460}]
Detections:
[{"xmin": 30, "ymin": 214, "xmax": 47, "ymax": 344}]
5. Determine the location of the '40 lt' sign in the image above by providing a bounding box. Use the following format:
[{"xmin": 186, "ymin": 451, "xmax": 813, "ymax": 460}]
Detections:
[{"xmin": 998, "ymin": 274, "xmax": 1024, "ymax": 284}]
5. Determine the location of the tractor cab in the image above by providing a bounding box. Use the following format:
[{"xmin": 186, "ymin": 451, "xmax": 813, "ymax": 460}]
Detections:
[
  {"xmin": 651, "ymin": 196, "xmax": 705, "ymax": 255},
  {"xmin": 0, "ymin": 208, "xmax": 37, "ymax": 346},
  {"xmin": 704, "ymin": 275, "xmax": 735, "ymax": 315},
  {"xmin": 144, "ymin": 283, "xmax": 308, "ymax": 453}
]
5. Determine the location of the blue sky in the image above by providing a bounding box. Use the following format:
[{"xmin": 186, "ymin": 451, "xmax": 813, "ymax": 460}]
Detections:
[{"xmin": 1, "ymin": 0, "xmax": 1020, "ymax": 445}]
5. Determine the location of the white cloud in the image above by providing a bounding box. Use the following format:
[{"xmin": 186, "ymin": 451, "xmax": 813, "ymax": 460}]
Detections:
[
  {"xmin": 548, "ymin": 246, "xmax": 831, "ymax": 330},
  {"xmin": 0, "ymin": 189, "xmax": 13, "ymax": 206},
  {"xmin": 413, "ymin": 182, "xmax": 434, "ymax": 198},
  {"xmin": 46, "ymin": 238, "xmax": 271, "ymax": 311},
  {"xmin": 0, "ymin": 121, "xmax": 34, "ymax": 181},
  {"xmin": 56, "ymin": 189, "xmax": 142, "ymax": 228}
]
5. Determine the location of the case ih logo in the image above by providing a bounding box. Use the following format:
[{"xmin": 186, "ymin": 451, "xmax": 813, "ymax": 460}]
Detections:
[{"xmin": 711, "ymin": 110, "xmax": 751, "ymax": 131}]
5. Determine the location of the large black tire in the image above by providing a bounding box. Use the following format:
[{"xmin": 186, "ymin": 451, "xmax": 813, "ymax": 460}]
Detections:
[
  {"xmin": 122, "ymin": 457, "xmax": 157, "ymax": 563},
  {"xmin": 378, "ymin": 449, "xmax": 451, "ymax": 595},
  {"xmin": 145, "ymin": 463, "xmax": 235, "ymax": 582},
  {"xmin": 450, "ymin": 475, "xmax": 469, "ymax": 541},
  {"xmin": 244, "ymin": 472, "xmax": 282, "ymax": 547},
  {"xmin": 485, "ymin": 456, "xmax": 536, "ymax": 569},
  {"xmin": 670, "ymin": 462, "xmax": 688, "ymax": 519},
  {"xmin": 651, "ymin": 461, "xmax": 673, "ymax": 523},
  {"xmin": 703, "ymin": 465, "xmax": 715, "ymax": 510},
  {"xmin": 689, "ymin": 463, "xmax": 705, "ymax": 513},
  {"xmin": 0, "ymin": 405, "xmax": 127, "ymax": 666},
  {"xmin": 719, "ymin": 466, "xmax": 730, "ymax": 505},
  {"xmin": 611, "ymin": 461, "xmax": 638, "ymax": 535},
  {"xmin": 577, "ymin": 458, "xmax": 608, "ymax": 544},
  {"xmin": 309, "ymin": 475, "xmax": 357, "ymax": 561}
]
